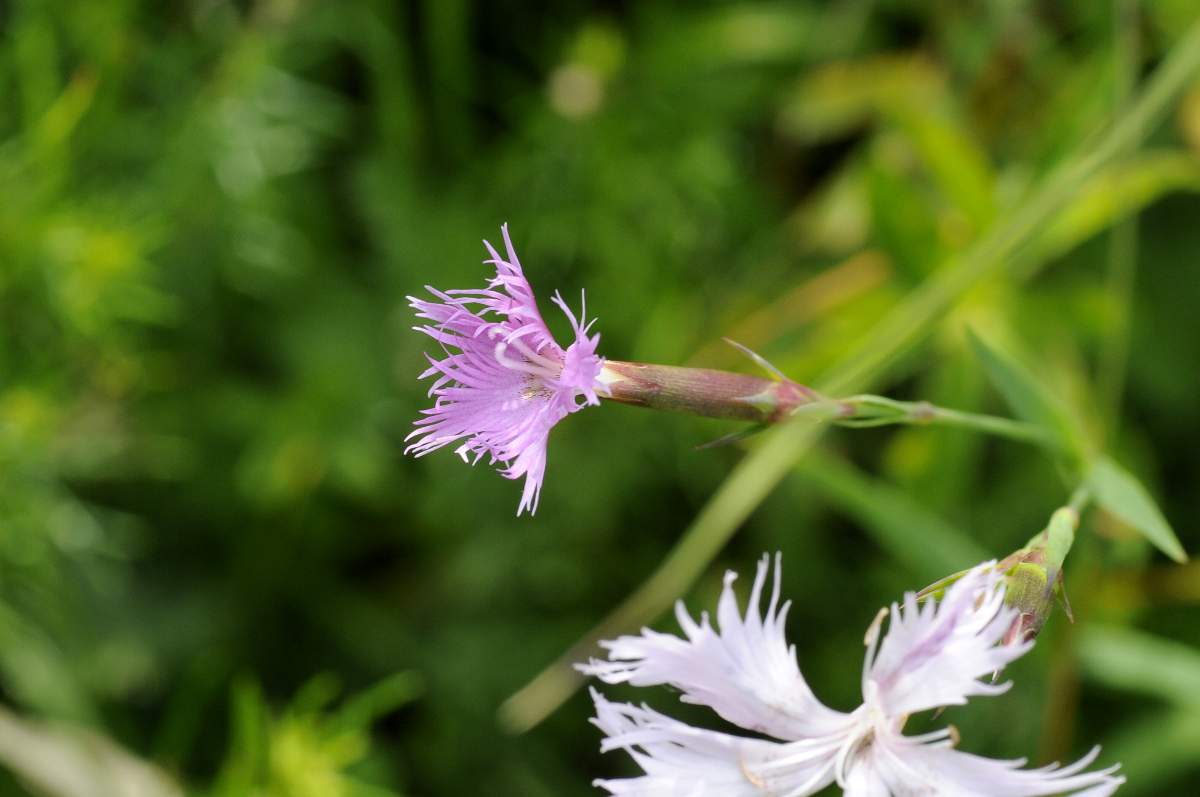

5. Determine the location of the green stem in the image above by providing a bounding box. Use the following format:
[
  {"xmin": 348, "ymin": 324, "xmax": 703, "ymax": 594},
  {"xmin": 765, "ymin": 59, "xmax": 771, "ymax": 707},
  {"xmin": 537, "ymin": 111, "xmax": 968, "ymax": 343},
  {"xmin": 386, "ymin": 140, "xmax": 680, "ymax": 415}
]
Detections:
[
  {"xmin": 925, "ymin": 406, "xmax": 1056, "ymax": 447},
  {"xmin": 601, "ymin": 360, "xmax": 1057, "ymax": 449},
  {"xmin": 829, "ymin": 394, "xmax": 1061, "ymax": 449}
]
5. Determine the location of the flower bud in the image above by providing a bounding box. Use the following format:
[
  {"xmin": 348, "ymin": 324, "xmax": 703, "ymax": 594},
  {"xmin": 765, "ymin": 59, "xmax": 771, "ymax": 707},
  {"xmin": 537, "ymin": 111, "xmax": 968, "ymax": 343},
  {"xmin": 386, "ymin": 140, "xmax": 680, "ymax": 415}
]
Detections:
[
  {"xmin": 996, "ymin": 506, "xmax": 1079, "ymax": 644},
  {"xmin": 918, "ymin": 507, "xmax": 1079, "ymax": 646}
]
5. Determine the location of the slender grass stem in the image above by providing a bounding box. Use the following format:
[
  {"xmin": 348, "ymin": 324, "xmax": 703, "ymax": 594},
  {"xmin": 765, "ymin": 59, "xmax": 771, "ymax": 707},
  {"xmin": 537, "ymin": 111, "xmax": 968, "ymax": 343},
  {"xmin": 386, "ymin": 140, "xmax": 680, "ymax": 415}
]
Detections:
[
  {"xmin": 1043, "ymin": 8, "xmax": 1139, "ymax": 758},
  {"xmin": 1097, "ymin": 0, "xmax": 1143, "ymax": 437}
]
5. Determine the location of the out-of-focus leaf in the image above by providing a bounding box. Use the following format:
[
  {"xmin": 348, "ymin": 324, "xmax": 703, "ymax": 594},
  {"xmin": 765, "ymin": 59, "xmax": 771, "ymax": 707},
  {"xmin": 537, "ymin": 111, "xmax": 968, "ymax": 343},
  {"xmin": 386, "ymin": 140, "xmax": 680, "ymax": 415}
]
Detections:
[
  {"xmin": 1184, "ymin": 74, "xmax": 1200, "ymax": 148},
  {"xmin": 655, "ymin": 2, "xmax": 870, "ymax": 72},
  {"xmin": 1086, "ymin": 456, "xmax": 1187, "ymax": 563},
  {"xmin": 864, "ymin": 143, "xmax": 946, "ymax": 278},
  {"xmin": 1100, "ymin": 711, "xmax": 1200, "ymax": 796},
  {"xmin": 967, "ymin": 330, "xmax": 1083, "ymax": 456},
  {"xmin": 798, "ymin": 450, "xmax": 988, "ymax": 580},
  {"xmin": 0, "ymin": 705, "xmax": 182, "ymax": 797},
  {"xmin": 1033, "ymin": 151, "xmax": 1200, "ymax": 267},
  {"xmin": 213, "ymin": 677, "xmax": 407, "ymax": 797},
  {"xmin": 334, "ymin": 672, "xmax": 422, "ymax": 732},
  {"xmin": 777, "ymin": 54, "xmax": 941, "ymax": 143},
  {"xmin": 0, "ymin": 605, "xmax": 94, "ymax": 723},
  {"xmin": 785, "ymin": 168, "xmax": 873, "ymax": 257},
  {"xmin": 887, "ymin": 103, "xmax": 997, "ymax": 232},
  {"xmin": 779, "ymin": 53, "xmax": 996, "ymax": 230},
  {"xmin": 212, "ymin": 680, "xmax": 268, "ymax": 794},
  {"xmin": 423, "ymin": 0, "xmax": 472, "ymax": 164},
  {"xmin": 883, "ymin": 353, "xmax": 987, "ymax": 513},
  {"xmin": 29, "ymin": 70, "xmax": 98, "ymax": 162},
  {"xmin": 1078, "ymin": 625, "xmax": 1200, "ymax": 706}
]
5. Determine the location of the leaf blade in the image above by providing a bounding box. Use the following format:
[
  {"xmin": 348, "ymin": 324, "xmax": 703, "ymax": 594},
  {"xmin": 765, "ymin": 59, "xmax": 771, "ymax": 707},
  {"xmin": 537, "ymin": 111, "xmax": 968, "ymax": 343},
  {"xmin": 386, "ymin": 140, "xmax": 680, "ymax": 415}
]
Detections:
[
  {"xmin": 1086, "ymin": 456, "xmax": 1187, "ymax": 562},
  {"xmin": 967, "ymin": 330, "xmax": 1081, "ymax": 455}
]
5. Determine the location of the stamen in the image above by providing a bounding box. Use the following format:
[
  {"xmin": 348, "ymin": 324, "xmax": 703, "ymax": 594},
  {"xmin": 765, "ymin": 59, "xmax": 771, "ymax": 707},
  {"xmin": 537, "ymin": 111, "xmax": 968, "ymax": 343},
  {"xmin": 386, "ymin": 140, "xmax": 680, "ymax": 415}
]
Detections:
[
  {"xmin": 738, "ymin": 757, "xmax": 767, "ymax": 788},
  {"xmin": 506, "ymin": 335, "xmax": 563, "ymax": 372},
  {"xmin": 494, "ymin": 341, "xmax": 560, "ymax": 378}
]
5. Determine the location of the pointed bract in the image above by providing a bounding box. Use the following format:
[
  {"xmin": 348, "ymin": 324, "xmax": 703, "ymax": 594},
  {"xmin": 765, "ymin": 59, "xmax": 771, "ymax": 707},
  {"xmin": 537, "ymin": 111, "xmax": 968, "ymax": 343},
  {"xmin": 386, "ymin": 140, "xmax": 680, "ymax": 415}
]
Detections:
[{"xmin": 407, "ymin": 225, "xmax": 605, "ymax": 514}]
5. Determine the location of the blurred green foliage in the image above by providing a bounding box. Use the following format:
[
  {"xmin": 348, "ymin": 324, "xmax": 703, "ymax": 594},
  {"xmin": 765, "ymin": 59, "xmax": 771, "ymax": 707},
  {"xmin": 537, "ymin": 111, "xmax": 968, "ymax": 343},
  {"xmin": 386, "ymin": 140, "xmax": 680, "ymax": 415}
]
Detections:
[{"xmin": 2, "ymin": 1, "xmax": 1200, "ymax": 795}]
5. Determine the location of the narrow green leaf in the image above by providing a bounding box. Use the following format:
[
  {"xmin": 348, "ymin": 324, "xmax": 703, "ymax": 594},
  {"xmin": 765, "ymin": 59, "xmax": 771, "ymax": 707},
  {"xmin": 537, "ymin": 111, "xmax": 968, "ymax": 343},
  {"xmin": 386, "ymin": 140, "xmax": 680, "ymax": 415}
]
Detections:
[
  {"xmin": 334, "ymin": 672, "xmax": 423, "ymax": 732},
  {"xmin": 967, "ymin": 330, "xmax": 1081, "ymax": 455},
  {"xmin": 865, "ymin": 153, "xmax": 946, "ymax": 278},
  {"xmin": 1086, "ymin": 456, "xmax": 1187, "ymax": 562},
  {"xmin": 778, "ymin": 54, "xmax": 997, "ymax": 230},
  {"xmin": 214, "ymin": 679, "xmax": 267, "ymax": 792},
  {"xmin": 1035, "ymin": 151, "xmax": 1200, "ymax": 265},
  {"xmin": 888, "ymin": 103, "xmax": 998, "ymax": 231},
  {"xmin": 777, "ymin": 54, "xmax": 938, "ymax": 143},
  {"xmin": 799, "ymin": 450, "xmax": 988, "ymax": 580}
]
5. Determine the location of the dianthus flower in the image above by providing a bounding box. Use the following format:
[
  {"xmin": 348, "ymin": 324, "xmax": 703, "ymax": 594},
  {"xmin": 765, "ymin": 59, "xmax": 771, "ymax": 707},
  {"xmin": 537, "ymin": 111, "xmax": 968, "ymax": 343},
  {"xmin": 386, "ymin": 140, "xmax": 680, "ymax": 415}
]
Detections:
[
  {"xmin": 580, "ymin": 555, "xmax": 1123, "ymax": 796},
  {"xmin": 407, "ymin": 225, "xmax": 605, "ymax": 514}
]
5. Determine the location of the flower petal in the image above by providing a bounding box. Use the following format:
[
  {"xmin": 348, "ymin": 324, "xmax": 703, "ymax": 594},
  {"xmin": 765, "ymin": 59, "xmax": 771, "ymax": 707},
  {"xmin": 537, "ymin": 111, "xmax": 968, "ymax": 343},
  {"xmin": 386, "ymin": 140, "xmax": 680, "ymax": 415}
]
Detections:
[
  {"xmin": 866, "ymin": 563, "xmax": 1031, "ymax": 717},
  {"xmin": 471, "ymin": 223, "xmax": 558, "ymax": 351},
  {"xmin": 850, "ymin": 730, "xmax": 1124, "ymax": 796},
  {"xmin": 580, "ymin": 554, "xmax": 850, "ymax": 741},
  {"xmin": 407, "ymin": 226, "xmax": 605, "ymax": 514},
  {"xmin": 589, "ymin": 689, "xmax": 845, "ymax": 797}
]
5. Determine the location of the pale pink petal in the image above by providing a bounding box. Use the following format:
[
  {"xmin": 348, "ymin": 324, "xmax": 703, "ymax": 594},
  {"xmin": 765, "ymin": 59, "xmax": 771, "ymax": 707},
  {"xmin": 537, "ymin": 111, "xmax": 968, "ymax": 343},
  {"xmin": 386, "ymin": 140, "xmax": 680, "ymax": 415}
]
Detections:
[
  {"xmin": 846, "ymin": 729, "xmax": 1124, "ymax": 796},
  {"xmin": 407, "ymin": 226, "xmax": 604, "ymax": 514},
  {"xmin": 865, "ymin": 564, "xmax": 1031, "ymax": 717},
  {"xmin": 580, "ymin": 554, "xmax": 851, "ymax": 740},
  {"xmin": 589, "ymin": 690, "xmax": 846, "ymax": 797}
]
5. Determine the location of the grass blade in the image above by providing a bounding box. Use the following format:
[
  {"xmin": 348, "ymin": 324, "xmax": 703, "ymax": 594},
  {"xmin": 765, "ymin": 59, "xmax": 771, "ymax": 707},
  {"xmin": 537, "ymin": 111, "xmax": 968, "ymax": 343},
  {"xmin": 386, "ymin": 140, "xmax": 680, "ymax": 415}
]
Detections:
[{"xmin": 1086, "ymin": 456, "xmax": 1187, "ymax": 562}]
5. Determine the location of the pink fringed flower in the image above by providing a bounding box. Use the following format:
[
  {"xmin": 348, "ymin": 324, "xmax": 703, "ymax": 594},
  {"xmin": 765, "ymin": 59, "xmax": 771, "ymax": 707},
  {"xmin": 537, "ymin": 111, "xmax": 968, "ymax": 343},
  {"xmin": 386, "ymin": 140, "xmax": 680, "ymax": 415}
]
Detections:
[
  {"xmin": 579, "ymin": 556, "xmax": 1123, "ymax": 796},
  {"xmin": 407, "ymin": 225, "xmax": 605, "ymax": 515}
]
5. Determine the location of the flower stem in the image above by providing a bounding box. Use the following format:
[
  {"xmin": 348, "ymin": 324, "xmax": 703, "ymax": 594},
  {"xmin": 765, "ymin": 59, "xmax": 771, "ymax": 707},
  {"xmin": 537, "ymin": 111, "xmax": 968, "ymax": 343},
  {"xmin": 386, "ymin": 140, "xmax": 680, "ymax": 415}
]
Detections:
[
  {"xmin": 829, "ymin": 394, "xmax": 1063, "ymax": 449},
  {"xmin": 502, "ymin": 18, "xmax": 1200, "ymax": 731},
  {"xmin": 600, "ymin": 360, "xmax": 1057, "ymax": 450}
]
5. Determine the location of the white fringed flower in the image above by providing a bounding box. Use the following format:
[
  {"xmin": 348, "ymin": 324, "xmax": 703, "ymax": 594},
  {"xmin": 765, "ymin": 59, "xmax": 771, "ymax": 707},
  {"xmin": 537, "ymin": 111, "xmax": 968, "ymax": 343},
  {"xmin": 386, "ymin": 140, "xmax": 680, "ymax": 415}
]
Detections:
[{"xmin": 579, "ymin": 555, "xmax": 1123, "ymax": 796}]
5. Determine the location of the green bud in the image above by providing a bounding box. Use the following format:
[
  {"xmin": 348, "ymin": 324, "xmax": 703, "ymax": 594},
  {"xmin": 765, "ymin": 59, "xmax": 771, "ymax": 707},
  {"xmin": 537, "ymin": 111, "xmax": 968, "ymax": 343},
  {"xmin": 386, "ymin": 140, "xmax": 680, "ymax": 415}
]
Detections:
[
  {"xmin": 997, "ymin": 506, "xmax": 1080, "ymax": 644},
  {"xmin": 917, "ymin": 506, "xmax": 1080, "ymax": 646},
  {"xmin": 998, "ymin": 555, "xmax": 1055, "ymax": 644}
]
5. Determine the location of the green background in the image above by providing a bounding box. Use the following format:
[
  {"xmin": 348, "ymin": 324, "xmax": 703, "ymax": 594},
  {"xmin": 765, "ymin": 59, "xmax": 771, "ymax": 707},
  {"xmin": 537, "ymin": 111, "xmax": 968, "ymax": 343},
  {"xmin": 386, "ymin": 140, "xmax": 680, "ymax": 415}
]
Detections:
[{"xmin": 2, "ymin": 1, "xmax": 1199, "ymax": 795}]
